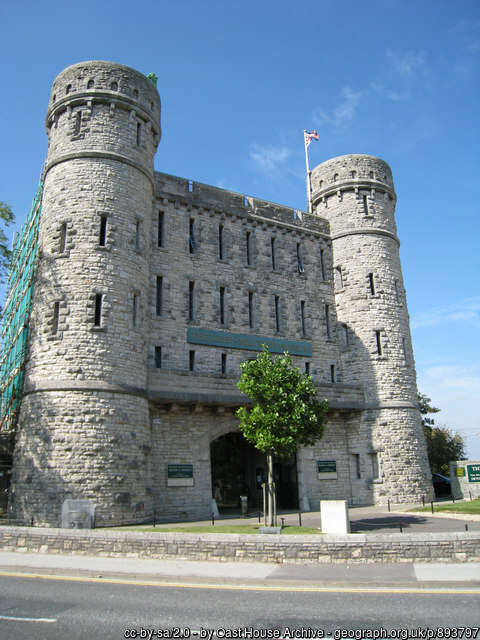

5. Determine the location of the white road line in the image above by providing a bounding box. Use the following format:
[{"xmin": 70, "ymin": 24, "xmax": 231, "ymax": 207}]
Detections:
[{"xmin": 0, "ymin": 614, "xmax": 57, "ymax": 623}]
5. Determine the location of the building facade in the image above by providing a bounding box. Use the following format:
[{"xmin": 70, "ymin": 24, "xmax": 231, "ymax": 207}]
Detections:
[{"xmin": 5, "ymin": 61, "xmax": 433, "ymax": 526}]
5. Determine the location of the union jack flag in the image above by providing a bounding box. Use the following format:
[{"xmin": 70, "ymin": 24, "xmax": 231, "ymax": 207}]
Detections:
[{"xmin": 304, "ymin": 130, "xmax": 319, "ymax": 147}]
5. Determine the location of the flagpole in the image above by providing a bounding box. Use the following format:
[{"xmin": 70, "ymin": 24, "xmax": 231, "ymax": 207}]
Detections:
[{"xmin": 304, "ymin": 131, "xmax": 312, "ymax": 214}]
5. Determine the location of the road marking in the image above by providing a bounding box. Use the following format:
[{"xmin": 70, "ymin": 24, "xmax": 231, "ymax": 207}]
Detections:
[
  {"xmin": 0, "ymin": 571, "xmax": 479, "ymax": 594},
  {"xmin": 0, "ymin": 614, "xmax": 57, "ymax": 623}
]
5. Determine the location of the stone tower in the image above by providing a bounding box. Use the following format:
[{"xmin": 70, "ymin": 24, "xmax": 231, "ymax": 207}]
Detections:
[
  {"xmin": 9, "ymin": 61, "xmax": 161, "ymax": 526},
  {"xmin": 311, "ymin": 155, "xmax": 433, "ymax": 503}
]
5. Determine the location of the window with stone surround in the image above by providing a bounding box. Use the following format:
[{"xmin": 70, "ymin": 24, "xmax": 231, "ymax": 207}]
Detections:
[
  {"xmin": 248, "ymin": 291, "xmax": 254, "ymax": 328},
  {"xmin": 369, "ymin": 272, "xmax": 376, "ymax": 296},
  {"xmin": 189, "ymin": 350, "xmax": 195, "ymax": 371},
  {"xmin": 135, "ymin": 220, "xmax": 142, "ymax": 251},
  {"xmin": 158, "ymin": 212, "xmax": 164, "ymax": 247},
  {"xmin": 297, "ymin": 243, "xmax": 305, "ymax": 274},
  {"xmin": 99, "ymin": 215, "xmax": 107, "ymax": 247},
  {"xmin": 246, "ymin": 231, "xmax": 252, "ymax": 266},
  {"xmin": 330, "ymin": 364, "xmax": 336, "ymax": 383},
  {"xmin": 334, "ymin": 266, "xmax": 344, "ymax": 291},
  {"xmin": 305, "ymin": 362, "xmax": 310, "ymax": 375},
  {"xmin": 300, "ymin": 300, "xmax": 306, "ymax": 335},
  {"xmin": 221, "ymin": 353, "xmax": 227, "ymax": 374},
  {"xmin": 351, "ymin": 453, "xmax": 361, "ymax": 479},
  {"xmin": 188, "ymin": 281, "xmax": 195, "ymax": 321},
  {"xmin": 189, "ymin": 218, "xmax": 198, "ymax": 253},
  {"xmin": 325, "ymin": 304, "xmax": 331, "ymax": 338},
  {"xmin": 132, "ymin": 293, "xmax": 139, "ymax": 327},
  {"xmin": 73, "ymin": 111, "xmax": 82, "ymax": 136},
  {"xmin": 320, "ymin": 248, "xmax": 326, "ymax": 280},
  {"xmin": 218, "ymin": 224, "xmax": 224, "ymax": 260},
  {"xmin": 270, "ymin": 237, "xmax": 276, "ymax": 270},
  {"xmin": 274, "ymin": 295, "xmax": 280, "ymax": 332},
  {"xmin": 375, "ymin": 330, "xmax": 382, "ymax": 356},
  {"xmin": 59, "ymin": 223, "xmax": 67, "ymax": 254},
  {"xmin": 219, "ymin": 286, "xmax": 225, "ymax": 325},
  {"xmin": 394, "ymin": 279, "xmax": 400, "ymax": 303},
  {"xmin": 136, "ymin": 122, "xmax": 142, "ymax": 146},
  {"xmin": 94, "ymin": 294, "xmax": 103, "ymax": 327},
  {"xmin": 156, "ymin": 276, "xmax": 163, "ymax": 316},
  {"xmin": 52, "ymin": 302, "xmax": 60, "ymax": 335},
  {"xmin": 343, "ymin": 324, "xmax": 349, "ymax": 346},
  {"xmin": 155, "ymin": 346, "xmax": 162, "ymax": 369}
]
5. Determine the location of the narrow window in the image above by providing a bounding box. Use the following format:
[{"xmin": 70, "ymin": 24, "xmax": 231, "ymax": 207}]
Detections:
[
  {"xmin": 325, "ymin": 304, "xmax": 331, "ymax": 338},
  {"xmin": 297, "ymin": 243, "xmax": 305, "ymax": 274},
  {"xmin": 221, "ymin": 353, "xmax": 227, "ymax": 374},
  {"xmin": 300, "ymin": 300, "xmax": 306, "ymax": 335},
  {"xmin": 270, "ymin": 237, "xmax": 276, "ymax": 270},
  {"xmin": 99, "ymin": 215, "xmax": 107, "ymax": 247},
  {"xmin": 87, "ymin": 79, "xmax": 94, "ymax": 89},
  {"xmin": 94, "ymin": 294, "xmax": 102, "ymax": 327},
  {"xmin": 156, "ymin": 276, "xmax": 163, "ymax": 316},
  {"xmin": 158, "ymin": 212, "xmax": 164, "ymax": 247},
  {"xmin": 335, "ymin": 266, "xmax": 343, "ymax": 290},
  {"xmin": 394, "ymin": 279, "xmax": 400, "ymax": 303},
  {"xmin": 353, "ymin": 454, "xmax": 361, "ymax": 479},
  {"xmin": 305, "ymin": 362, "xmax": 310, "ymax": 375},
  {"xmin": 52, "ymin": 302, "xmax": 60, "ymax": 335},
  {"xmin": 219, "ymin": 286, "xmax": 225, "ymax": 325},
  {"xmin": 363, "ymin": 194, "xmax": 369, "ymax": 215},
  {"xmin": 189, "ymin": 350, "xmax": 195, "ymax": 371},
  {"xmin": 189, "ymin": 218, "xmax": 198, "ymax": 253},
  {"xmin": 59, "ymin": 223, "xmax": 67, "ymax": 253},
  {"xmin": 136, "ymin": 122, "xmax": 142, "ymax": 146},
  {"xmin": 369, "ymin": 272, "xmax": 376, "ymax": 295},
  {"xmin": 66, "ymin": 84, "xmax": 72, "ymax": 94},
  {"xmin": 111, "ymin": 81, "xmax": 118, "ymax": 91},
  {"xmin": 188, "ymin": 180, "xmax": 194, "ymax": 193},
  {"xmin": 330, "ymin": 364, "xmax": 336, "ymax": 383},
  {"xmin": 155, "ymin": 346, "xmax": 162, "ymax": 369},
  {"xmin": 218, "ymin": 224, "xmax": 224, "ymax": 260},
  {"xmin": 74, "ymin": 111, "xmax": 82, "ymax": 136},
  {"xmin": 370, "ymin": 452, "xmax": 379, "ymax": 480},
  {"xmin": 274, "ymin": 295, "xmax": 280, "ymax": 332},
  {"xmin": 132, "ymin": 293, "xmax": 139, "ymax": 327},
  {"xmin": 375, "ymin": 330, "xmax": 382, "ymax": 355},
  {"xmin": 135, "ymin": 220, "xmax": 141, "ymax": 250},
  {"xmin": 320, "ymin": 248, "xmax": 325, "ymax": 280},
  {"xmin": 402, "ymin": 337, "xmax": 408, "ymax": 363},
  {"xmin": 188, "ymin": 281, "xmax": 195, "ymax": 321},
  {"xmin": 246, "ymin": 231, "xmax": 251, "ymax": 266},
  {"xmin": 248, "ymin": 292, "xmax": 254, "ymax": 328},
  {"xmin": 343, "ymin": 324, "xmax": 349, "ymax": 346}
]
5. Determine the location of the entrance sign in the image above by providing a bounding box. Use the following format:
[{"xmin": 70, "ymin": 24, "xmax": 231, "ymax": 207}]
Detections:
[
  {"xmin": 455, "ymin": 467, "xmax": 466, "ymax": 477},
  {"xmin": 317, "ymin": 460, "xmax": 337, "ymax": 479},
  {"xmin": 187, "ymin": 327, "xmax": 312, "ymax": 357},
  {"xmin": 467, "ymin": 464, "xmax": 480, "ymax": 483},
  {"xmin": 167, "ymin": 464, "xmax": 194, "ymax": 487}
]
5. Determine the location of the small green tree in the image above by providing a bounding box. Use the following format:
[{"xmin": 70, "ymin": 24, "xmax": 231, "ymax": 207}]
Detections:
[
  {"xmin": 236, "ymin": 347, "xmax": 328, "ymax": 526},
  {"xmin": 419, "ymin": 393, "xmax": 467, "ymax": 475}
]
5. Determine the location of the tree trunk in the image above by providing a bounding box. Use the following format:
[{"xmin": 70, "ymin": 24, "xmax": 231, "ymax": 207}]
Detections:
[{"xmin": 267, "ymin": 451, "xmax": 274, "ymax": 527}]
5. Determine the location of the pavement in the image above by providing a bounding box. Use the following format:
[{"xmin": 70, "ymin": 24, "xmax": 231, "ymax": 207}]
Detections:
[{"xmin": 0, "ymin": 503, "xmax": 479, "ymax": 589}]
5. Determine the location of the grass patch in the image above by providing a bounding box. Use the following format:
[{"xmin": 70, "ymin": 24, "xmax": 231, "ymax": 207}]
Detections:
[
  {"xmin": 411, "ymin": 499, "xmax": 480, "ymax": 515},
  {"xmin": 103, "ymin": 524, "xmax": 321, "ymax": 535}
]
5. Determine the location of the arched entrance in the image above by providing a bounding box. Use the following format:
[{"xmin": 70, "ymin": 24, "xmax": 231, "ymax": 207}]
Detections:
[{"xmin": 210, "ymin": 432, "xmax": 298, "ymax": 513}]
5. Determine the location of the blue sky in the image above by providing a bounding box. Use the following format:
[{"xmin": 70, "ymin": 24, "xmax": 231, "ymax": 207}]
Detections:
[{"xmin": 1, "ymin": 0, "xmax": 479, "ymax": 458}]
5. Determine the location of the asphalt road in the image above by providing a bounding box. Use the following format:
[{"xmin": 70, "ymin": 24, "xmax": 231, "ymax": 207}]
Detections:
[{"xmin": 1, "ymin": 574, "xmax": 479, "ymax": 640}]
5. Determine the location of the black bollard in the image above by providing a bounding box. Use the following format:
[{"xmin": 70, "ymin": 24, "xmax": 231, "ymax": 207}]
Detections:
[
  {"xmin": 153, "ymin": 511, "xmax": 156, "ymax": 528},
  {"xmin": 465, "ymin": 523, "xmax": 469, "ymax": 531},
  {"xmin": 431, "ymin": 501, "xmax": 434, "ymax": 514},
  {"xmin": 387, "ymin": 499, "xmax": 390, "ymax": 512},
  {"xmin": 211, "ymin": 511, "xmax": 215, "ymax": 526},
  {"xmin": 399, "ymin": 522, "xmax": 403, "ymax": 533},
  {"xmin": 298, "ymin": 511, "xmax": 302, "ymax": 527},
  {"xmin": 422, "ymin": 495, "xmax": 425, "ymax": 507}
]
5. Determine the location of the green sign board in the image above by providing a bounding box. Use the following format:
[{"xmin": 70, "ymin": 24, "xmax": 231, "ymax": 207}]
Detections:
[
  {"xmin": 317, "ymin": 460, "xmax": 337, "ymax": 474},
  {"xmin": 187, "ymin": 327, "xmax": 312, "ymax": 357},
  {"xmin": 168, "ymin": 464, "xmax": 193, "ymax": 479},
  {"xmin": 467, "ymin": 464, "xmax": 480, "ymax": 483}
]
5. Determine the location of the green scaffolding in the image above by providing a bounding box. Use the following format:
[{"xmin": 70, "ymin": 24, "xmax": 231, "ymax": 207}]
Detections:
[{"xmin": 0, "ymin": 172, "xmax": 43, "ymax": 431}]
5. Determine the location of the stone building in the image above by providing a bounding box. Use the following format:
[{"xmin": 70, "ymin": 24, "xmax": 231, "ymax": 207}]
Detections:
[{"xmin": 4, "ymin": 61, "xmax": 433, "ymax": 526}]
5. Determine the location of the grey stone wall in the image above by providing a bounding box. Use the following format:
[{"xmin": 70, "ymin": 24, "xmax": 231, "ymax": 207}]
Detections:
[{"xmin": 1, "ymin": 526, "xmax": 478, "ymax": 564}]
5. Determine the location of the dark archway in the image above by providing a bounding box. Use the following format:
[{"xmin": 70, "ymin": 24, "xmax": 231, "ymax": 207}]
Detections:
[{"xmin": 210, "ymin": 432, "xmax": 298, "ymax": 513}]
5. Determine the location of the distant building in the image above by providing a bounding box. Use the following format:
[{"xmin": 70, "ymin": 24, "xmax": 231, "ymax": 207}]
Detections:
[{"xmin": 1, "ymin": 61, "xmax": 433, "ymax": 526}]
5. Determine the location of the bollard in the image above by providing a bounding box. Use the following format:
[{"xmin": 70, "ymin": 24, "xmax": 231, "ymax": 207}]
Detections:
[
  {"xmin": 258, "ymin": 511, "xmax": 261, "ymax": 524},
  {"xmin": 399, "ymin": 522, "xmax": 403, "ymax": 533},
  {"xmin": 469, "ymin": 491, "xmax": 472, "ymax": 501},
  {"xmin": 281, "ymin": 517, "xmax": 285, "ymax": 529},
  {"xmin": 31, "ymin": 516, "xmax": 34, "ymax": 527},
  {"xmin": 153, "ymin": 510, "xmax": 156, "ymax": 528},
  {"xmin": 422, "ymin": 495, "xmax": 425, "ymax": 507},
  {"xmin": 387, "ymin": 499, "xmax": 390, "ymax": 512},
  {"xmin": 298, "ymin": 511, "xmax": 302, "ymax": 527},
  {"xmin": 431, "ymin": 501, "xmax": 434, "ymax": 514},
  {"xmin": 465, "ymin": 523, "xmax": 469, "ymax": 531},
  {"xmin": 452, "ymin": 495, "xmax": 455, "ymax": 503},
  {"xmin": 211, "ymin": 511, "xmax": 215, "ymax": 526}
]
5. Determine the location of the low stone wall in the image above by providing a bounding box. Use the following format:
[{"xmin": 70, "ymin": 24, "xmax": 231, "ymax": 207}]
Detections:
[{"xmin": 1, "ymin": 526, "xmax": 479, "ymax": 564}]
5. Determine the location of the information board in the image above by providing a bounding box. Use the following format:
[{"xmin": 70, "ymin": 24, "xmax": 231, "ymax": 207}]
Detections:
[
  {"xmin": 167, "ymin": 464, "xmax": 194, "ymax": 487},
  {"xmin": 317, "ymin": 460, "xmax": 337, "ymax": 479},
  {"xmin": 467, "ymin": 464, "xmax": 480, "ymax": 483}
]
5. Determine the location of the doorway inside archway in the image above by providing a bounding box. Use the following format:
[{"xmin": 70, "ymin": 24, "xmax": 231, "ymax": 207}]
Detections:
[{"xmin": 210, "ymin": 432, "xmax": 298, "ymax": 513}]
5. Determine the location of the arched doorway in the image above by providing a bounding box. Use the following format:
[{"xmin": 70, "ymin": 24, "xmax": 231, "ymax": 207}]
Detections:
[{"xmin": 210, "ymin": 432, "xmax": 298, "ymax": 513}]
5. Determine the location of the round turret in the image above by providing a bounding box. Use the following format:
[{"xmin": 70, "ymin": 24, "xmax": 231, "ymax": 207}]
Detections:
[
  {"xmin": 9, "ymin": 62, "xmax": 161, "ymax": 526},
  {"xmin": 311, "ymin": 154, "xmax": 433, "ymax": 503}
]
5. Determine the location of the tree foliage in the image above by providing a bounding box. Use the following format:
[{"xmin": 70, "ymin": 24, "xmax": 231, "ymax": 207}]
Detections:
[
  {"xmin": 419, "ymin": 393, "xmax": 467, "ymax": 475},
  {"xmin": 0, "ymin": 202, "xmax": 14, "ymax": 284},
  {"xmin": 236, "ymin": 347, "xmax": 328, "ymax": 458}
]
